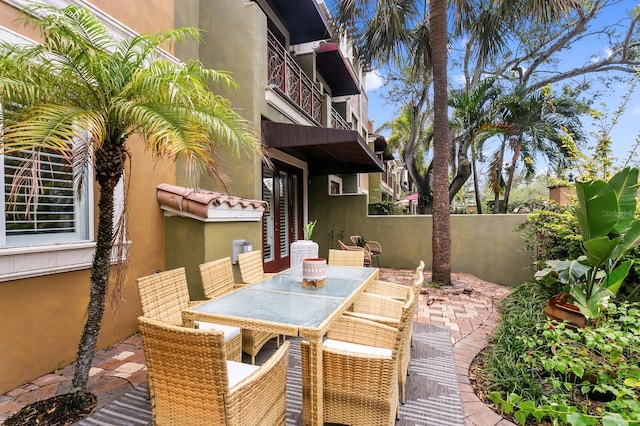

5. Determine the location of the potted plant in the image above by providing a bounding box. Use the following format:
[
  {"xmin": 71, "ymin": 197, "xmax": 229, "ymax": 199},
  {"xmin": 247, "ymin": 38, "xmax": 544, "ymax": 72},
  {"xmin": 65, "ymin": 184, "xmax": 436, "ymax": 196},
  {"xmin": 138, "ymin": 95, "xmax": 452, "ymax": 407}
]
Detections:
[
  {"xmin": 291, "ymin": 220, "xmax": 318, "ymax": 282},
  {"xmin": 353, "ymin": 235, "xmax": 367, "ymax": 248},
  {"xmin": 304, "ymin": 220, "xmax": 317, "ymax": 241},
  {"xmin": 535, "ymin": 167, "xmax": 640, "ymax": 324}
]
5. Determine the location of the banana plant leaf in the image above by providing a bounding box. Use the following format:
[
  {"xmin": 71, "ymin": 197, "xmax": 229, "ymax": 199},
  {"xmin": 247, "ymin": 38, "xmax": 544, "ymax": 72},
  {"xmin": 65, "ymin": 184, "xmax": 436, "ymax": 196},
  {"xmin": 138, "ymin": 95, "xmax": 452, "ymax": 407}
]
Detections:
[
  {"xmin": 535, "ymin": 259, "xmax": 589, "ymax": 286},
  {"xmin": 602, "ymin": 259, "xmax": 633, "ymax": 296},
  {"xmin": 608, "ymin": 167, "xmax": 639, "ymax": 234},
  {"xmin": 575, "ymin": 179, "xmax": 617, "ymax": 241},
  {"xmin": 613, "ymin": 220, "xmax": 640, "ymax": 261},
  {"xmin": 582, "ymin": 236, "xmax": 619, "ymax": 267},
  {"xmin": 571, "ymin": 285, "xmax": 614, "ymax": 319}
]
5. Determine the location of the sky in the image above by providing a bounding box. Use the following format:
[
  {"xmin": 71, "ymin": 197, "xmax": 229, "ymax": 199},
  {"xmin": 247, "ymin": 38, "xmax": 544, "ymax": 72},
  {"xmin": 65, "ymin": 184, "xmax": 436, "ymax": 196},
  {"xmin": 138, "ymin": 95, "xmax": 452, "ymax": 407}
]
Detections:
[{"xmin": 357, "ymin": 1, "xmax": 640, "ymax": 175}]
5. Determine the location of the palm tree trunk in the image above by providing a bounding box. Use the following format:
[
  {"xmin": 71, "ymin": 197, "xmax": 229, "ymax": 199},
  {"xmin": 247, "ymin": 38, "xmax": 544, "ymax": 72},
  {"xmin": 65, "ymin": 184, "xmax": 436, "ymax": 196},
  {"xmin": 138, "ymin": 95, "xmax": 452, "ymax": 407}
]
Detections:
[
  {"xmin": 502, "ymin": 136, "xmax": 522, "ymax": 213},
  {"xmin": 72, "ymin": 142, "xmax": 125, "ymax": 394},
  {"xmin": 71, "ymin": 180, "xmax": 115, "ymax": 394},
  {"xmin": 492, "ymin": 138, "xmax": 506, "ymax": 214},
  {"xmin": 430, "ymin": 0, "xmax": 451, "ymax": 285},
  {"xmin": 472, "ymin": 154, "xmax": 483, "ymax": 214}
]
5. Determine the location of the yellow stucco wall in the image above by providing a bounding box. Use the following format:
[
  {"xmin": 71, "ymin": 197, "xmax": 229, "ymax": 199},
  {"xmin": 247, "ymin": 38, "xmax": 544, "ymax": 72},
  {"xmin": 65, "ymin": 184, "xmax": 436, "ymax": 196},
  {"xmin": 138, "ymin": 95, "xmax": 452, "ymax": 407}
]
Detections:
[
  {"xmin": 162, "ymin": 1, "xmax": 269, "ymax": 283},
  {"xmin": 90, "ymin": 0, "xmax": 174, "ymax": 37},
  {"xmin": 164, "ymin": 217, "xmax": 263, "ymax": 300},
  {"xmin": 195, "ymin": 1, "xmax": 266, "ymax": 199},
  {"xmin": 309, "ymin": 177, "xmax": 534, "ymax": 286},
  {"xmin": 0, "ymin": 1, "xmax": 176, "ymax": 393}
]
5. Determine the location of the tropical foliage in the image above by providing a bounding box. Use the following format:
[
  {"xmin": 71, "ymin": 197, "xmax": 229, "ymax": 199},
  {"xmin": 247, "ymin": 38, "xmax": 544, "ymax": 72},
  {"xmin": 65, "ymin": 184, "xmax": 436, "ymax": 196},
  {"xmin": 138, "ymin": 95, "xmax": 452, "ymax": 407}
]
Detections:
[
  {"xmin": 534, "ymin": 167, "xmax": 640, "ymax": 320},
  {"xmin": 486, "ymin": 296, "xmax": 640, "ymax": 425},
  {"xmin": 0, "ymin": 4, "xmax": 259, "ymax": 400}
]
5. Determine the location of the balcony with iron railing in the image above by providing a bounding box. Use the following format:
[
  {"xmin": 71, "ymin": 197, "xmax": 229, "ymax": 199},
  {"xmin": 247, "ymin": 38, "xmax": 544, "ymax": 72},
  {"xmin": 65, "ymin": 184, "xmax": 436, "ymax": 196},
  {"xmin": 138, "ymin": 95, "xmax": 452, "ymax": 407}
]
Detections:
[
  {"xmin": 267, "ymin": 31, "xmax": 323, "ymax": 124},
  {"xmin": 331, "ymin": 107, "xmax": 351, "ymax": 130}
]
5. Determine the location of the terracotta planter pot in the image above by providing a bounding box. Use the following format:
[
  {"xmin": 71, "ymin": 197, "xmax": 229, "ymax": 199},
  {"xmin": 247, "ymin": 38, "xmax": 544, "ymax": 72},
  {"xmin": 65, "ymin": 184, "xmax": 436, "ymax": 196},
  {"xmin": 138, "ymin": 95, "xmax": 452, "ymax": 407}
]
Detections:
[{"xmin": 544, "ymin": 293, "xmax": 587, "ymax": 327}]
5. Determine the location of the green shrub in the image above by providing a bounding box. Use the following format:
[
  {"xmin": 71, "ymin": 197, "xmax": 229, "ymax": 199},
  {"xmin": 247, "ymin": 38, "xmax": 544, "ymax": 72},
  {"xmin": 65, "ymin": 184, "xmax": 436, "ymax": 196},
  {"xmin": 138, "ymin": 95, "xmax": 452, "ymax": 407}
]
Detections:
[
  {"xmin": 516, "ymin": 204, "xmax": 582, "ymax": 264},
  {"xmin": 482, "ymin": 282, "xmax": 553, "ymax": 401},
  {"xmin": 487, "ymin": 299, "xmax": 640, "ymax": 425}
]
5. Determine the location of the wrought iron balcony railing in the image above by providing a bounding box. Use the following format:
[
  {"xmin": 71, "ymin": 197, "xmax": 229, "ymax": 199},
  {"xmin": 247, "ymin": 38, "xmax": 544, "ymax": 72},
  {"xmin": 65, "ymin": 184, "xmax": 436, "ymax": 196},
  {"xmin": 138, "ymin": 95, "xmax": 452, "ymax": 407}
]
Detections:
[
  {"xmin": 267, "ymin": 31, "xmax": 323, "ymax": 124},
  {"xmin": 331, "ymin": 107, "xmax": 350, "ymax": 130}
]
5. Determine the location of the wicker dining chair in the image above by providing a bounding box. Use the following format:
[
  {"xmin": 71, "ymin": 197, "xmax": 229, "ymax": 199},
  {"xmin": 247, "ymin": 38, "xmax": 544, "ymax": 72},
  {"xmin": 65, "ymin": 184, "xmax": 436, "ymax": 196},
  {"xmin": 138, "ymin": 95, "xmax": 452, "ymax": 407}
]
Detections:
[
  {"xmin": 301, "ymin": 315, "xmax": 400, "ymax": 426},
  {"xmin": 327, "ymin": 248, "xmax": 365, "ymax": 267},
  {"xmin": 350, "ymin": 235, "xmax": 382, "ymax": 266},
  {"xmin": 409, "ymin": 261, "xmax": 426, "ymax": 349},
  {"xmin": 199, "ymin": 257, "xmax": 245, "ymax": 299},
  {"xmin": 138, "ymin": 316, "xmax": 289, "ymax": 426},
  {"xmin": 236, "ymin": 249, "xmax": 275, "ymax": 284},
  {"xmin": 136, "ymin": 267, "xmax": 242, "ymax": 361},
  {"xmin": 346, "ymin": 290, "xmax": 417, "ymax": 403},
  {"xmin": 366, "ymin": 279, "xmax": 413, "ymax": 300},
  {"xmin": 236, "ymin": 250, "xmax": 280, "ymax": 364},
  {"xmin": 337, "ymin": 239, "xmax": 372, "ymax": 266}
]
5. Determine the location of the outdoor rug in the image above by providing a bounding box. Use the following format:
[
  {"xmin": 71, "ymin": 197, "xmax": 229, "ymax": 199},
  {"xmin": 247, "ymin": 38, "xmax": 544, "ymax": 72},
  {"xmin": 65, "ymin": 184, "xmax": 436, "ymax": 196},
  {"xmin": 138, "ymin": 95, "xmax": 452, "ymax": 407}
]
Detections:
[{"xmin": 77, "ymin": 323, "xmax": 464, "ymax": 426}]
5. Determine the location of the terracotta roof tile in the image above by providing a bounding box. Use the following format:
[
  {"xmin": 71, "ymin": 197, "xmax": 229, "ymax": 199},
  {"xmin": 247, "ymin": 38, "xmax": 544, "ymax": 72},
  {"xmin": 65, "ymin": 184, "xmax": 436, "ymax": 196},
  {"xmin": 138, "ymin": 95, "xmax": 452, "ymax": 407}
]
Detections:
[{"xmin": 157, "ymin": 183, "xmax": 268, "ymax": 220}]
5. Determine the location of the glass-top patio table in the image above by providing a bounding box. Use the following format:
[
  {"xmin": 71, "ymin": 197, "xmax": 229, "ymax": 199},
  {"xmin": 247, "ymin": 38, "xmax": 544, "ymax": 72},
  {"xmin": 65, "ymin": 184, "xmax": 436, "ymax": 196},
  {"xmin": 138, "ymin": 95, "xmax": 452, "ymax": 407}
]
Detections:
[{"xmin": 182, "ymin": 265, "xmax": 379, "ymax": 426}]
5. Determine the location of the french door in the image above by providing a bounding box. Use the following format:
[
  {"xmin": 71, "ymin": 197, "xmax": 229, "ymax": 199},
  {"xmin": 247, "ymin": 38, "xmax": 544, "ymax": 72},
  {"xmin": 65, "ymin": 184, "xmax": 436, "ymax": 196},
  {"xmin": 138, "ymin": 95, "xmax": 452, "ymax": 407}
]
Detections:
[{"xmin": 262, "ymin": 161, "xmax": 303, "ymax": 273}]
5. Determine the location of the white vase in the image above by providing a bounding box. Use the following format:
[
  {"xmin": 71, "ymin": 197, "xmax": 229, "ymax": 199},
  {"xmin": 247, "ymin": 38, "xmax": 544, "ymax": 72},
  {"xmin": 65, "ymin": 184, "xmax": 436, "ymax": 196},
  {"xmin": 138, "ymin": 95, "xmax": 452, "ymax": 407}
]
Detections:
[{"xmin": 290, "ymin": 240, "xmax": 318, "ymax": 282}]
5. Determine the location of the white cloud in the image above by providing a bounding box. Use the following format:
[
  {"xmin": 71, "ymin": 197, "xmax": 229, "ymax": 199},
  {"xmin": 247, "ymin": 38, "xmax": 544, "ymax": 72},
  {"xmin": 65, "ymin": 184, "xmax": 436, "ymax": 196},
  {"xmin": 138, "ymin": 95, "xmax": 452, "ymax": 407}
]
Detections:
[
  {"xmin": 633, "ymin": 107, "xmax": 640, "ymax": 115},
  {"xmin": 591, "ymin": 47, "xmax": 614, "ymax": 63},
  {"xmin": 453, "ymin": 74, "xmax": 466, "ymax": 84},
  {"xmin": 365, "ymin": 70, "xmax": 384, "ymax": 91}
]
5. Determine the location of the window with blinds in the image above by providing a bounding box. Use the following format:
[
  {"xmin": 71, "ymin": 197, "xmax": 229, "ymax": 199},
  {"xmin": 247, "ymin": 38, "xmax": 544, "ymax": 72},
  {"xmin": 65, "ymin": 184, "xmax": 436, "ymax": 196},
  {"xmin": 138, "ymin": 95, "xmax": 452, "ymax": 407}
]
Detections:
[
  {"xmin": 262, "ymin": 167, "xmax": 274, "ymax": 262},
  {"xmin": 278, "ymin": 171, "xmax": 289, "ymax": 257},
  {"xmin": 2, "ymin": 148, "xmax": 90, "ymax": 246}
]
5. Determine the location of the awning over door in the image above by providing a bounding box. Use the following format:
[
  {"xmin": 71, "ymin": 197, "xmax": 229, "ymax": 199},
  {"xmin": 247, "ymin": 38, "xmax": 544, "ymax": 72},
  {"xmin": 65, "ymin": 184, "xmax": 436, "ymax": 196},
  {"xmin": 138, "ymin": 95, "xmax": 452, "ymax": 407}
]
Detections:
[{"xmin": 262, "ymin": 121, "xmax": 384, "ymax": 175}]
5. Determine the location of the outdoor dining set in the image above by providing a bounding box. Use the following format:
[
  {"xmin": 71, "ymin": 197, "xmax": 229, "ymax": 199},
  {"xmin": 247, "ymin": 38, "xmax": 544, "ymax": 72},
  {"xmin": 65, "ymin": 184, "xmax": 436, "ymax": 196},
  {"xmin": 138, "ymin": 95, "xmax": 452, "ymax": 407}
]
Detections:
[{"xmin": 136, "ymin": 247, "xmax": 425, "ymax": 426}]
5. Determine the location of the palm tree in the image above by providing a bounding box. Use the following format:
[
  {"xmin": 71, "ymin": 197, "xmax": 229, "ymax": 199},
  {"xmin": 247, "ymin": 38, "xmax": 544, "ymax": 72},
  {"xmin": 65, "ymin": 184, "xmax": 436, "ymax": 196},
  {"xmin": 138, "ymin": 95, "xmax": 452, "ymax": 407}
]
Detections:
[
  {"xmin": 430, "ymin": 0, "xmax": 450, "ymax": 284},
  {"xmin": 449, "ymin": 78, "xmax": 503, "ymax": 214},
  {"xmin": 489, "ymin": 85, "xmax": 584, "ymax": 212},
  {"xmin": 334, "ymin": 0, "xmax": 453, "ymax": 282},
  {"xmin": 0, "ymin": 4, "xmax": 260, "ymax": 402}
]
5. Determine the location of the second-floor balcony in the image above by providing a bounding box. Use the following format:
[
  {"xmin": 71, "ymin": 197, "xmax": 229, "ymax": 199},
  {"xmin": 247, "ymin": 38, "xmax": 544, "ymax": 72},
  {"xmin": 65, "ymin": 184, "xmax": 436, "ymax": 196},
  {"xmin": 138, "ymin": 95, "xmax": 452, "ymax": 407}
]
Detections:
[
  {"xmin": 267, "ymin": 31, "xmax": 323, "ymax": 124},
  {"xmin": 331, "ymin": 107, "xmax": 350, "ymax": 130}
]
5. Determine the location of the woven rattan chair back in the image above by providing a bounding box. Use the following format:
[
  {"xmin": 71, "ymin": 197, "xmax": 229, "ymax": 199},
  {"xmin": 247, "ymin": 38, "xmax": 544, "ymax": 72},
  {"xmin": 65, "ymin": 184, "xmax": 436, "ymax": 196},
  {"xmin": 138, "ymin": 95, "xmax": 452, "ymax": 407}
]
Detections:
[
  {"xmin": 235, "ymin": 250, "xmax": 280, "ymax": 363},
  {"xmin": 199, "ymin": 257, "xmax": 235, "ymax": 299},
  {"xmin": 237, "ymin": 250, "xmax": 266, "ymax": 284},
  {"xmin": 398, "ymin": 289, "xmax": 417, "ymax": 402},
  {"xmin": 328, "ymin": 248, "xmax": 365, "ymax": 267},
  {"xmin": 136, "ymin": 267, "xmax": 189, "ymax": 326},
  {"xmin": 138, "ymin": 316, "xmax": 230, "ymax": 424},
  {"xmin": 337, "ymin": 240, "xmax": 371, "ymax": 266},
  {"xmin": 301, "ymin": 315, "xmax": 400, "ymax": 426}
]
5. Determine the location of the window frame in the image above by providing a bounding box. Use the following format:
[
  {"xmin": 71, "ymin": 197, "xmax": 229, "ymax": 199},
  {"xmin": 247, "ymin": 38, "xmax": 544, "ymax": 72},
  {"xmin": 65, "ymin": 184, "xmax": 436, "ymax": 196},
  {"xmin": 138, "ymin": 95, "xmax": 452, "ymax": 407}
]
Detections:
[{"xmin": 0, "ymin": 25, "xmax": 97, "ymax": 282}]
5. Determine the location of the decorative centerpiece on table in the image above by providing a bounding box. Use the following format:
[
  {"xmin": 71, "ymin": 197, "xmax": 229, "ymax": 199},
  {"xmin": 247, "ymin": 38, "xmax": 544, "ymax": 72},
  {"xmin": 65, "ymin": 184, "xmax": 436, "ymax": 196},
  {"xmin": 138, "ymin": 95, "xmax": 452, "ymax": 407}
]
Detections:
[
  {"xmin": 302, "ymin": 257, "xmax": 327, "ymax": 289},
  {"xmin": 290, "ymin": 220, "xmax": 319, "ymax": 282}
]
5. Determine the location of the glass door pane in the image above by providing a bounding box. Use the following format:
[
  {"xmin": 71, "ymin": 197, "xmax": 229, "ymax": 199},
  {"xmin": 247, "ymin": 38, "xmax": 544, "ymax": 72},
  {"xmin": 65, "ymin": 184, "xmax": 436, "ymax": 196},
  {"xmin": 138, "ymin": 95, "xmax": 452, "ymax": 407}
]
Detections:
[{"xmin": 262, "ymin": 161, "xmax": 303, "ymax": 272}]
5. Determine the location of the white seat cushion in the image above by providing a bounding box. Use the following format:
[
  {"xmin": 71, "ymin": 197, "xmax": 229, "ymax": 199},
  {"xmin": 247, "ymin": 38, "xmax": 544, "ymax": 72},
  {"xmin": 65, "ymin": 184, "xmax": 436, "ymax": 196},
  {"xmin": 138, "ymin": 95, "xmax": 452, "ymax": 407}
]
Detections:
[
  {"xmin": 323, "ymin": 338, "xmax": 393, "ymax": 358},
  {"xmin": 196, "ymin": 321, "xmax": 242, "ymax": 340},
  {"xmin": 226, "ymin": 360, "xmax": 259, "ymax": 388}
]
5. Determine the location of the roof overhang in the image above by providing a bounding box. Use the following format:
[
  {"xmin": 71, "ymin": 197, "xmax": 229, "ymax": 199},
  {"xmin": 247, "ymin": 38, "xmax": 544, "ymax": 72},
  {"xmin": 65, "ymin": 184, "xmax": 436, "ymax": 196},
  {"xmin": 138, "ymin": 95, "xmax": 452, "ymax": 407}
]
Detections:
[
  {"xmin": 259, "ymin": 0, "xmax": 331, "ymax": 44},
  {"xmin": 262, "ymin": 121, "xmax": 384, "ymax": 175},
  {"xmin": 315, "ymin": 43, "xmax": 361, "ymax": 96}
]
